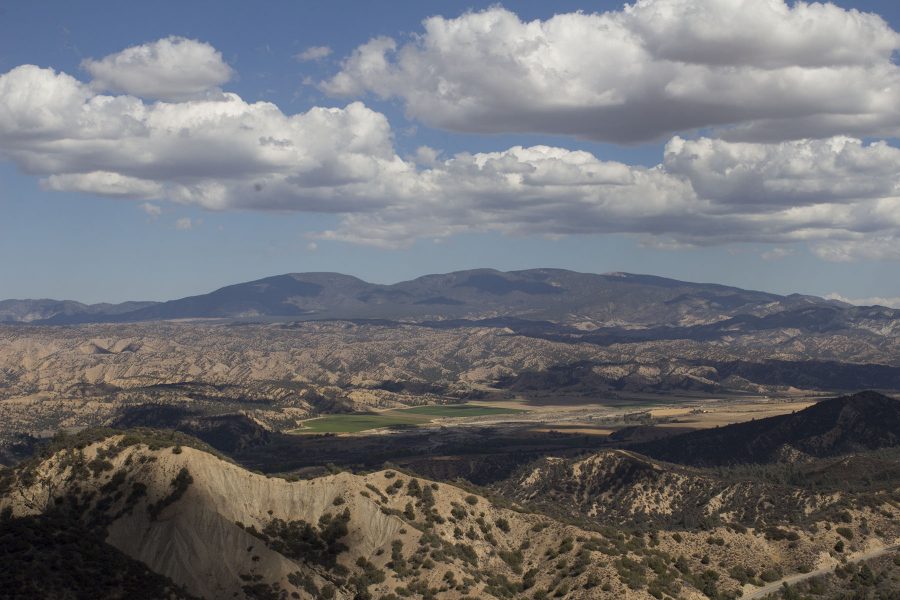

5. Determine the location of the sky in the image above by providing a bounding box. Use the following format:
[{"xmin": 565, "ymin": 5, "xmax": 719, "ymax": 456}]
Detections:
[{"xmin": 1, "ymin": 0, "xmax": 900, "ymax": 306}]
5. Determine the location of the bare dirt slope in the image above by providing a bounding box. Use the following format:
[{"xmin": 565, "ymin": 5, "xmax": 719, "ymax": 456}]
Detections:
[{"xmin": 3, "ymin": 431, "xmax": 899, "ymax": 599}]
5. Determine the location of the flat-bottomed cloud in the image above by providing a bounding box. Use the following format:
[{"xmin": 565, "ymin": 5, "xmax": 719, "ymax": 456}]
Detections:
[
  {"xmin": 323, "ymin": 2, "xmax": 900, "ymax": 143},
  {"xmin": 82, "ymin": 36, "xmax": 233, "ymax": 101},
  {"xmin": 1, "ymin": 23, "xmax": 899, "ymax": 262}
]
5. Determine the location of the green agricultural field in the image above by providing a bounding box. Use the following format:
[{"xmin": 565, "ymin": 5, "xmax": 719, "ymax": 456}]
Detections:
[{"xmin": 293, "ymin": 403, "xmax": 524, "ymax": 434}]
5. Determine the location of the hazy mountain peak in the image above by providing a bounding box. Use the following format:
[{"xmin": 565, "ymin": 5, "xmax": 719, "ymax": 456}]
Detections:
[{"xmin": 1, "ymin": 268, "xmax": 851, "ymax": 327}]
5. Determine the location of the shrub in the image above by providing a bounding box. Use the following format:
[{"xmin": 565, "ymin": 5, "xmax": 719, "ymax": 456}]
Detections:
[
  {"xmin": 87, "ymin": 458, "xmax": 114, "ymax": 477},
  {"xmin": 454, "ymin": 543, "xmax": 478, "ymax": 565},
  {"xmin": 765, "ymin": 527, "xmax": 800, "ymax": 542},
  {"xmin": 350, "ymin": 557, "xmax": 386, "ymax": 595},
  {"xmin": 256, "ymin": 508, "xmax": 351, "ymax": 568},
  {"xmin": 388, "ymin": 540, "xmax": 409, "ymax": 576},
  {"xmin": 728, "ymin": 565, "xmax": 754, "ymax": 585},
  {"xmin": 695, "ymin": 570, "xmax": 719, "ymax": 598},
  {"xmin": 147, "ymin": 467, "xmax": 193, "ymax": 520},
  {"xmin": 498, "ymin": 549, "xmax": 523, "ymax": 574}
]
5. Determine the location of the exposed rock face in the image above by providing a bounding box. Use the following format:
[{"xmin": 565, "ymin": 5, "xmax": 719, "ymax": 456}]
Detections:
[{"xmin": 103, "ymin": 453, "xmax": 407, "ymax": 598}]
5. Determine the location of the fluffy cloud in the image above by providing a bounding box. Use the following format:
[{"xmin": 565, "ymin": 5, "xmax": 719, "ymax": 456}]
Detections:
[
  {"xmin": 314, "ymin": 139, "xmax": 900, "ymax": 252},
  {"xmin": 295, "ymin": 46, "xmax": 332, "ymax": 62},
  {"xmin": 0, "ymin": 64, "xmax": 409, "ymax": 213},
  {"xmin": 322, "ymin": 2, "xmax": 900, "ymax": 142},
  {"xmin": 82, "ymin": 36, "xmax": 233, "ymax": 101},
  {"xmin": 825, "ymin": 293, "xmax": 900, "ymax": 309},
  {"xmin": 2, "ymin": 58, "xmax": 900, "ymax": 259},
  {"xmin": 663, "ymin": 136, "xmax": 900, "ymax": 209}
]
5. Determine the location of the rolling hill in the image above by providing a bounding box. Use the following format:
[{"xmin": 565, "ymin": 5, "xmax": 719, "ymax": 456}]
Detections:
[
  {"xmin": 3, "ymin": 428, "xmax": 898, "ymax": 600},
  {"xmin": 635, "ymin": 391, "xmax": 900, "ymax": 466}
]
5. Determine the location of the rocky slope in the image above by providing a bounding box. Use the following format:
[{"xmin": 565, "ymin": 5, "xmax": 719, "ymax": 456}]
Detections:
[
  {"xmin": 495, "ymin": 446, "xmax": 900, "ymax": 530},
  {"xmin": 3, "ymin": 430, "xmax": 898, "ymax": 600}
]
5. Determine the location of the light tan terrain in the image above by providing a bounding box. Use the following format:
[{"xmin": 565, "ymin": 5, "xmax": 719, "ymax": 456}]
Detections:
[
  {"xmin": 3, "ymin": 433, "xmax": 898, "ymax": 600},
  {"xmin": 743, "ymin": 542, "xmax": 900, "ymax": 599},
  {"xmin": 0, "ymin": 320, "xmax": 893, "ymax": 448}
]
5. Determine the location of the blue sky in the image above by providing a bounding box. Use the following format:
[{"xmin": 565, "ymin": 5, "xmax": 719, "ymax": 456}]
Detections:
[{"xmin": 1, "ymin": 0, "xmax": 900, "ymax": 304}]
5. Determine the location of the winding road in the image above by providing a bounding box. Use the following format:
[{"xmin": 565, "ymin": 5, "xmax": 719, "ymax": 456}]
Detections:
[{"xmin": 744, "ymin": 542, "xmax": 899, "ymax": 599}]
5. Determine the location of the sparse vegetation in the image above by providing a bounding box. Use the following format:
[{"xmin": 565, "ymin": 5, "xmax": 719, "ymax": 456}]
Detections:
[
  {"xmin": 249, "ymin": 508, "xmax": 351, "ymax": 568},
  {"xmin": 147, "ymin": 467, "xmax": 193, "ymax": 520}
]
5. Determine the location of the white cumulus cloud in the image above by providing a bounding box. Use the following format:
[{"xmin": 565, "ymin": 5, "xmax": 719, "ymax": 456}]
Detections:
[
  {"xmin": 0, "ymin": 64, "xmax": 408, "ymax": 213},
  {"xmin": 825, "ymin": 293, "xmax": 900, "ymax": 309},
  {"xmin": 82, "ymin": 36, "xmax": 233, "ymax": 101},
  {"xmin": 322, "ymin": 2, "xmax": 900, "ymax": 142},
  {"xmin": 2, "ymin": 48, "xmax": 900, "ymax": 260}
]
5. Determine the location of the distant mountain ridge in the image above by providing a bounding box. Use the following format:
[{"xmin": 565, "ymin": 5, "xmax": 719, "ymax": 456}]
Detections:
[
  {"xmin": 0, "ymin": 268, "xmax": 871, "ymax": 328},
  {"xmin": 0, "ymin": 299, "xmax": 159, "ymax": 324}
]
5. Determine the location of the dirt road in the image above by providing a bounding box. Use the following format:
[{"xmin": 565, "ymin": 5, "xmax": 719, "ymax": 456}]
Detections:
[{"xmin": 744, "ymin": 543, "xmax": 899, "ymax": 599}]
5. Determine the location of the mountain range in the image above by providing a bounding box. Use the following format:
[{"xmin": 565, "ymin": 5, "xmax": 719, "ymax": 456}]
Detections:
[{"xmin": 0, "ymin": 268, "xmax": 880, "ymax": 327}]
